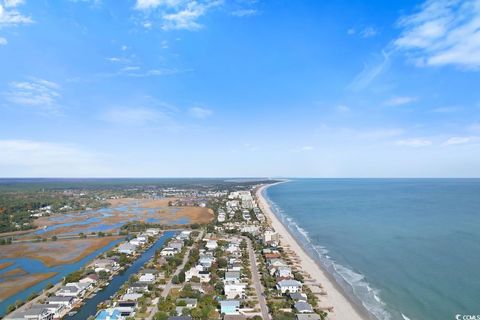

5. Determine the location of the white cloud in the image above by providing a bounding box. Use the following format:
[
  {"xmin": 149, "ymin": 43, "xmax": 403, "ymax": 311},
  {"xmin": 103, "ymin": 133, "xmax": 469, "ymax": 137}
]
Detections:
[
  {"xmin": 444, "ymin": 136, "xmax": 480, "ymax": 145},
  {"xmin": 360, "ymin": 26, "xmax": 378, "ymax": 38},
  {"xmin": 0, "ymin": 36, "xmax": 6, "ymax": 45},
  {"xmin": 231, "ymin": 9, "xmax": 258, "ymax": 17},
  {"xmin": 0, "ymin": 2, "xmax": 33, "ymax": 28},
  {"xmin": 396, "ymin": 138, "xmax": 432, "ymax": 147},
  {"xmin": 336, "ymin": 105, "xmax": 350, "ymax": 113},
  {"xmin": 135, "ymin": 0, "xmax": 223, "ymax": 31},
  {"xmin": 347, "ymin": 26, "xmax": 379, "ymax": 38},
  {"xmin": 394, "ymin": 0, "xmax": 480, "ymax": 69},
  {"xmin": 349, "ymin": 50, "xmax": 391, "ymax": 91},
  {"xmin": 431, "ymin": 106, "xmax": 461, "ymax": 113},
  {"xmin": 107, "ymin": 56, "xmax": 130, "ymax": 63},
  {"xmin": 3, "ymin": 0, "xmax": 24, "ymax": 8},
  {"xmin": 3, "ymin": 78, "xmax": 61, "ymax": 111},
  {"xmin": 384, "ymin": 96, "xmax": 417, "ymax": 106},
  {"xmin": 135, "ymin": 0, "xmax": 184, "ymax": 10},
  {"xmin": 357, "ymin": 128, "xmax": 404, "ymax": 140},
  {"xmin": 189, "ymin": 106, "xmax": 212, "ymax": 119},
  {"xmin": 102, "ymin": 106, "xmax": 168, "ymax": 126}
]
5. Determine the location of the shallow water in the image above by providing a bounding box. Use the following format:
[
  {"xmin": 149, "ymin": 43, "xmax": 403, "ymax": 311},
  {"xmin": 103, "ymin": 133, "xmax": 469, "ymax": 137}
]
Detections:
[{"xmin": 266, "ymin": 179, "xmax": 480, "ymax": 320}]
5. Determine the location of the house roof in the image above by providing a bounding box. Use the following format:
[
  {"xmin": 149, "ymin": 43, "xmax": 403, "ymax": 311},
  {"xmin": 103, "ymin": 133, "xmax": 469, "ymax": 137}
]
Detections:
[
  {"xmin": 296, "ymin": 314, "xmax": 321, "ymax": 320},
  {"xmin": 277, "ymin": 279, "xmax": 302, "ymax": 287},
  {"xmin": 223, "ymin": 315, "xmax": 247, "ymax": 320},
  {"xmin": 294, "ymin": 301, "xmax": 314, "ymax": 313},
  {"xmin": 220, "ymin": 300, "xmax": 240, "ymax": 307}
]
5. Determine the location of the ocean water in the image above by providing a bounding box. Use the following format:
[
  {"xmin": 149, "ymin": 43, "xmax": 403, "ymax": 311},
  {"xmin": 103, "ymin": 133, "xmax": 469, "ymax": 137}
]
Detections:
[{"xmin": 265, "ymin": 179, "xmax": 480, "ymax": 320}]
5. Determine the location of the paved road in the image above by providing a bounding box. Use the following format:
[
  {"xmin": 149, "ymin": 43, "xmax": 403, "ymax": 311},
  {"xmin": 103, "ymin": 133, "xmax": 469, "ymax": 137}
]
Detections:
[
  {"xmin": 146, "ymin": 231, "xmax": 203, "ymax": 320},
  {"xmin": 244, "ymin": 236, "xmax": 270, "ymax": 320}
]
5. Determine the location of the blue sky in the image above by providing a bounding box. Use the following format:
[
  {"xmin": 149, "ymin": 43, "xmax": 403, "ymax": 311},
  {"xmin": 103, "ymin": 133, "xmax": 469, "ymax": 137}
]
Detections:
[{"xmin": 1, "ymin": 0, "xmax": 480, "ymax": 177}]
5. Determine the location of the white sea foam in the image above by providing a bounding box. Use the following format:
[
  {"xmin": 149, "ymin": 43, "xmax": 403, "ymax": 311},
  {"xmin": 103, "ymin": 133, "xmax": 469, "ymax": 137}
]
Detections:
[
  {"xmin": 264, "ymin": 190, "xmax": 397, "ymax": 320},
  {"xmin": 401, "ymin": 314, "xmax": 411, "ymax": 320}
]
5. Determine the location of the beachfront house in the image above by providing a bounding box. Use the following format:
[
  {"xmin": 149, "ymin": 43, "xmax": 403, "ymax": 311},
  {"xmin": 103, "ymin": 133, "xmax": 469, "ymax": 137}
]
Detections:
[
  {"xmin": 219, "ymin": 300, "xmax": 240, "ymax": 315},
  {"xmin": 275, "ymin": 266, "xmax": 293, "ymax": 279},
  {"xmin": 290, "ymin": 292, "xmax": 308, "ymax": 302},
  {"xmin": 294, "ymin": 301, "xmax": 314, "ymax": 313},
  {"xmin": 276, "ymin": 279, "xmax": 302, "ymax": 293}
]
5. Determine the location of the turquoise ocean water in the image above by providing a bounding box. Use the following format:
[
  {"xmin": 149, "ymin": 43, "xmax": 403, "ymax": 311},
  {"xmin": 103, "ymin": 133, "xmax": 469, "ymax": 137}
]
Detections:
[{"xmin": 265, "ymin": 179, "xmax": 480, "ymax": 320}]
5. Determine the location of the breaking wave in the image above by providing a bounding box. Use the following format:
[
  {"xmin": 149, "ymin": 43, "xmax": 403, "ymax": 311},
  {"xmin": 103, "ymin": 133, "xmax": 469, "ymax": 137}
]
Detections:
[{"xmin": 263, "ymin": 187, "xmax": 397, "ymax": 320}]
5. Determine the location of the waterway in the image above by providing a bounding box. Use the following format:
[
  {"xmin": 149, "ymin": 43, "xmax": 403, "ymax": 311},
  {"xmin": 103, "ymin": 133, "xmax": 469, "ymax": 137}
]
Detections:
[{"xmin": 65, "ymin": 231, "xmax": 175, "ymax": 320}]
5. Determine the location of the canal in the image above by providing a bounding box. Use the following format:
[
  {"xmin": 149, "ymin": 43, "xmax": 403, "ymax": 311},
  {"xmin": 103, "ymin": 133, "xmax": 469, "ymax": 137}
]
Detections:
[{"xmin": 65, "ymin": 231, "xmax": 175, "ymax": 320}]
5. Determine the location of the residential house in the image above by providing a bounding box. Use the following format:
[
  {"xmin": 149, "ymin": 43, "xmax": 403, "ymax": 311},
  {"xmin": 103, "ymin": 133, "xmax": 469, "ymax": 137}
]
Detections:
[
  {"xmin": 276, "ymin": 266, "xmax": 293, "ymax": 279},
  {"xmin": 6, "ymin": 308, "xmax": 54, "ymax": 320},
  {"xmin": 219, "ymin": 300, "xmax": 240, "ymax": 315},
  {"xmin": 45, "ymin": 296, "xmax": 73, "ymax": 309},
  {"xmin": 118, "ymin": 242, "xmax": 137, "ymax": 255},
  {"xmin": 80, "ymin": 274, "xmax": 99, "ymax": 285},
  {"xmin": 224, "ymin": 271, "xmax": 241, "ymax": 283},
  {"xmin": 296, "ymin": 314, "xmax": 321, "ymax": 320},
  {"xmin": 290, "ymin": 292, "xmax": 308, "ymax": 302},
  {"xmin": 30, "ymin": 304, "xmax": 64, "ymax": 318},
  {"xmin": 224, "ymin": 282, "xmax": 247, "ymax": 299},
  {"xmin": 205, "ymin": 240, "xmax": 218, "ymax": 251},
  {"xmin": 294, "ymin": 301, "xmax": 314, "ymax": 313},
  {"xmin": 176, "ymin": 298, "xmax": 198, "ymax": 308},
  {"xmin": 95, "ymin": 308, "xmax": 124, "ymax": 320},
  {"xmin": 276, "ymin": 279, "xmax": 302, "ymax": 293}
]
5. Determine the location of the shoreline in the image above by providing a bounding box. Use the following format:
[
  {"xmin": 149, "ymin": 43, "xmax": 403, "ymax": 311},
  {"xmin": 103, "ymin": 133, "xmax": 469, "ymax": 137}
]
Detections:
[{"xmin": 256, "ymin": 181, "xmax": 372, "ymax": 320}]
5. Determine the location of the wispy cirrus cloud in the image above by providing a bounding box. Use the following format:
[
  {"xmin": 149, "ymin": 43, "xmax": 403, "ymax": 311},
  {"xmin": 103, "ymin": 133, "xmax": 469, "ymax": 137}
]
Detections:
[
  {"xmin": 394, "ymin": 0, "xmax": 480, "ymax": 69},
  {"xmin": 348, "ymin": 50, "xmax": 391, "ymax": 91},
  {"xmin": 396, "ymin": 138, "xmax": 432, "ymax": 147},
  {"xmin": 443, "ymin": 136, "xmax": 480, "ymax": 145},
  {"xmin": 231, "ymin": 8, "xmax": 257, "ymax": 17},
  {"xmin": 348, "ymin": 26, "xmax": 379, "ymax": 38},
  {"xmin": 384, "ymin": 96, "xmax": 417, "ymax": 106},
  {"xmin": 2, "ymin": 78, "xmax": 61, "ymax": 112},
  {"xmin": 134, "ymin": 0, "xmax": 223, "ymax": 31},
  {"xmin": 188, "ymin": 106, "xmax": 212, "ymax": 119}
]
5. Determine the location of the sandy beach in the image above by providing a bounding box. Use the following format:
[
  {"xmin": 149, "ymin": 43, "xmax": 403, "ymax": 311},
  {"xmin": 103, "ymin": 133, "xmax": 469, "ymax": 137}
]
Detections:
[{"xmin": 256, "ymin": 183, "xmax": 370, "ymax": 320}]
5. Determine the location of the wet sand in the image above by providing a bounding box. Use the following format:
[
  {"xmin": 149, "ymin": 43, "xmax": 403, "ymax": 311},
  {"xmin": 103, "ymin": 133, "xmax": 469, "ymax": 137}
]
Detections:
[
  {"xmin": 0, "ymin": 272, "xmax": 57, "ymax": 302},
  {"xmin": 0, "ymin": 236, "xmax": 122, "ymax": 267}
]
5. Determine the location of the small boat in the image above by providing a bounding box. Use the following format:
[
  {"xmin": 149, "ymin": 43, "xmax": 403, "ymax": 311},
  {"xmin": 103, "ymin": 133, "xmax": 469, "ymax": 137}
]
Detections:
[{"xmin": 68, "ymin": 311, "xmax": 78, "ymax": 316}]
